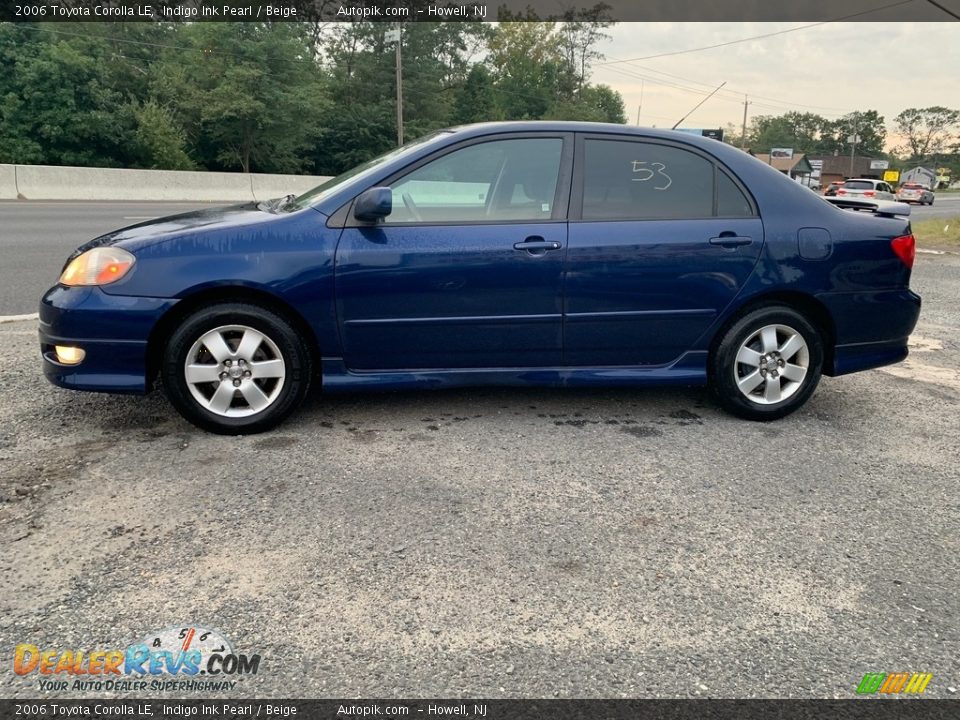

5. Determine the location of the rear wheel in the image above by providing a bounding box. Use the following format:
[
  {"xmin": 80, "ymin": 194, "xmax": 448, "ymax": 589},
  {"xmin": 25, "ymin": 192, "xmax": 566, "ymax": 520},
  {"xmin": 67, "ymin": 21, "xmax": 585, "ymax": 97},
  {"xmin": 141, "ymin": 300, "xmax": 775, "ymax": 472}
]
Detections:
[
  {"xmin": 162, "ymin": 302, "xmax": 312, "ymax": 434},
  {"xmin": 710, "ymin": 305, "xmax": 823, "ymax": 421}
]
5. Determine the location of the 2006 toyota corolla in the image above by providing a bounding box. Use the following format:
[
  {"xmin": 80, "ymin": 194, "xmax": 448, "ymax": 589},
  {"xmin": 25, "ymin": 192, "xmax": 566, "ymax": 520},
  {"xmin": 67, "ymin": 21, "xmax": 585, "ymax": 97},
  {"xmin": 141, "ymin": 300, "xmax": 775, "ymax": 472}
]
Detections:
[{"xmin": 40, "ymin": 122, "xmax": 921, "ymax": 434}]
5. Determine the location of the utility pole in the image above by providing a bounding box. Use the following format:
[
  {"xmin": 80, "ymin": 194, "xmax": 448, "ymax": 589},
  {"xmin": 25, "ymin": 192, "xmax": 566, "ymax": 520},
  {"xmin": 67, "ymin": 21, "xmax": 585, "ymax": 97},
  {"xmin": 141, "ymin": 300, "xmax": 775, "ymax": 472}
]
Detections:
[
  {"xmin": 848, "ymin": 112, "xmax": 859, "ymax": 178},
  {"xmin": 385, "ymin": 25, "xmax": 403, "ymax": 146},
  {"xmin": 740, "ymin": 94, "xmax": 750, "ymax": 150},
  {"xmin": 636, "ymin": 80, "xmax": 644, "ymax": 125}
]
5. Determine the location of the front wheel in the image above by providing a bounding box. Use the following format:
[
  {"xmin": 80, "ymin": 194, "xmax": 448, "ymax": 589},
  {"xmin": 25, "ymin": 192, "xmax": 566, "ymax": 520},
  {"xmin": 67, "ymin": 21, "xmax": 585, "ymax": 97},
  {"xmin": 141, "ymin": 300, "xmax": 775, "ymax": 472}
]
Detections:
[
  {"xmin": 161, "ymin": 302, "xmax": 313, "ymax": 434},
  {"xmin": 710, "ymin": 306, "xmax": 823, "ymax": 421}
]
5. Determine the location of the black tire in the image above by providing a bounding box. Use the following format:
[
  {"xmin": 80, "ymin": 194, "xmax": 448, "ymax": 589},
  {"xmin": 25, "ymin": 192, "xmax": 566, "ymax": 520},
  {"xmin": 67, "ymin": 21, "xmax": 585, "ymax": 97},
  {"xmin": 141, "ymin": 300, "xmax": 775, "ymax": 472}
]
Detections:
[
  {"xmin": 710, "ymin": 305, "xmax": 823, "ymax": 421},
  {"xmin": 161, "ymin": 302, "xmax": 313, "ymax": 434}
]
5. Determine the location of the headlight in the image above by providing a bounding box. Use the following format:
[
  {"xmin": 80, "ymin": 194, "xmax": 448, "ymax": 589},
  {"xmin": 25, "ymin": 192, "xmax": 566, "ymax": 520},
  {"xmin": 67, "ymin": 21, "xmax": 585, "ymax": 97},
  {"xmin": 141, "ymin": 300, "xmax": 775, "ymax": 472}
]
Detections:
[{"xmin": 59, "ymin": 247, "xmax": 136, "ymax": 286}]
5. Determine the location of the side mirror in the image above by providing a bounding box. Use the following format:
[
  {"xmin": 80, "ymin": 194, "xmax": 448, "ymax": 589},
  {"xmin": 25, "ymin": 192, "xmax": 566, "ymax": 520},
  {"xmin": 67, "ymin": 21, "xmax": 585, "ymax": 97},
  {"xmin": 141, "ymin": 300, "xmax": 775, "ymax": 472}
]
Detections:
[{"xmin": 353, "ymin": 187, "xmax": 392, "ymax": 221}]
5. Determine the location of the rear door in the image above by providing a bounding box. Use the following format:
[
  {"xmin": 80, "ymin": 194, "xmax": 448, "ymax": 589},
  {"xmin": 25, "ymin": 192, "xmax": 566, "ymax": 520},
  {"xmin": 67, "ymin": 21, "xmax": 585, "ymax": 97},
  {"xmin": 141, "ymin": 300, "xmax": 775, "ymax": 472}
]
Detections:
[
  {"xmin": 335, "ymin": 134, "xmax": 572, "ymax": 370},
  {"xmin": 564, "ymin": 134, "xmax": 764, "ymax": 366}
]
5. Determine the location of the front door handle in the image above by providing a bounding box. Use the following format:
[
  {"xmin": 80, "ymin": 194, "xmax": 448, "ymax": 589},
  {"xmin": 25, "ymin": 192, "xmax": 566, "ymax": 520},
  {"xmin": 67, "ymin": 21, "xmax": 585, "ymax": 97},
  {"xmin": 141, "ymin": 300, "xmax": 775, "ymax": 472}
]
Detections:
[
  {"xmin": 514, "ymin": 237, "xmax": 562, "ymax": 253},
  {"xmin": 709, "ymin": 235, "xmax": 753, "ymax": 248}
]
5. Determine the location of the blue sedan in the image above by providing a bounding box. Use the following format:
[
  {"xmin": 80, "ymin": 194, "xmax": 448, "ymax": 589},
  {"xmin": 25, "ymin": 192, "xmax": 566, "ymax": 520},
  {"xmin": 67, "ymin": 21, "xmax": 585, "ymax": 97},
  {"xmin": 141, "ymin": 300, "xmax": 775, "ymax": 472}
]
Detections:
[{"xmin": 40, "ymin": 122, "xmax": 921, "ymax": 433}]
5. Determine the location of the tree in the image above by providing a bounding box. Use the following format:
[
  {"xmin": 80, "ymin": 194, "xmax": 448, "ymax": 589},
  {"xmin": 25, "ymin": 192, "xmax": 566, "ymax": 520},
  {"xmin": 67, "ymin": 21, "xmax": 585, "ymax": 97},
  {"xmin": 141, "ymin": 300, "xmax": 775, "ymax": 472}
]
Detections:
[
  {"xmin": 893, "ymin": 106, "xmax": 960, "ymax": 161},
  {"xmin": 555, "ymin": 4, "xmax": 614, "ymax": 97},
  {"xmin": 749, "ymin": 112, "xmax": 830, "ymax": 153},
  {"xmin": 152, "ymin": 23, "xmax": 327, "ymax": 174},
  {"xmin": 0, "ymin": 24, "xmax": 135, "ymax": 167},
  {"xmin": 0, "ymin": 20, "xmax": 627, "ymax": 174},
  {"xmin": 453, "ymin": 64, "xmax": 497, "ymax": 124},
  {"xmin": 545, "ymin": 83, "xmax": 625, "ymax": 123},
  {"xmin": 488, "ymin": 22, "xmax": 564, "ymax": 119},
  {"xmin": 821, "ymin": 110, "xmax": 886, "ymax": 157},
  {"xmin": 129, "ymin": 101, "xmax": 194, "ymax": 170},
  {"xmin": 722, "ymin": 122, "xmax": 746, "ymax": 150},
  {"xmin": 582, "ymin": 84, "xmax": 626, "ymax": 123}
]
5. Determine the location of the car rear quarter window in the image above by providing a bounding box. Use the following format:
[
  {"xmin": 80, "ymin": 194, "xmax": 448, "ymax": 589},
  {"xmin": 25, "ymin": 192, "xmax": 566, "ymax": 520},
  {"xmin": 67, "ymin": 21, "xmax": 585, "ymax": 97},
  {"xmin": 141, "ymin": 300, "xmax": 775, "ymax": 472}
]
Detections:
[
  {"xmin": 717, "ymin": 169, "xmax": 753, "ymax": 217},
  {"xmin": 581, "ymin": 139, "xmax": 748, "ymax": 220}
]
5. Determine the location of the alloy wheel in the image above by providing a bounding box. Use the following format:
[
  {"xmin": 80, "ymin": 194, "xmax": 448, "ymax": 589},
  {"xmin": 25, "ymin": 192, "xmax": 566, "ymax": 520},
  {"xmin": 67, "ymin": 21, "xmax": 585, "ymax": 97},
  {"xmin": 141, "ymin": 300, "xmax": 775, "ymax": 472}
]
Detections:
[
  {"xmin": 183, "ymin": 324, "xmax": 286, "ymax": 417},
  {"xmin": 733, "ymin": 324, "xmax": 809, "ymax": 405}
]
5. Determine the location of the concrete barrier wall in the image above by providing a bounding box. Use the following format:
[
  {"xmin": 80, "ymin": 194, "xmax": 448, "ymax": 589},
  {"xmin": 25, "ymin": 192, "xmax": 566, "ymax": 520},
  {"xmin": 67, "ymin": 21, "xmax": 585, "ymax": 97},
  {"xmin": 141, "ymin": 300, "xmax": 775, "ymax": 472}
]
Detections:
[
  {"xmin": 250, "ymin": 173, "xmax": 327, "ymax": 202},
  {"xmin": 0, "ymin": 164, "xmax": 331, "ymax": 202},
  {"xmin": 0, "ymin": 164, "xmax": 17, "ymax": 199}
]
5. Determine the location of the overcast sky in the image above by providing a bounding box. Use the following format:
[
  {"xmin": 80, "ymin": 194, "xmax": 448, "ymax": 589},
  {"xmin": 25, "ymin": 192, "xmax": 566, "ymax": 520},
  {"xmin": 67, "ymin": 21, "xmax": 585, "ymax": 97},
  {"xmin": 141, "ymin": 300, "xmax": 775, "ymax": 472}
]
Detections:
[{"xmin": 591, "ymin": 23, "xmax": 960, "ymax": 148}]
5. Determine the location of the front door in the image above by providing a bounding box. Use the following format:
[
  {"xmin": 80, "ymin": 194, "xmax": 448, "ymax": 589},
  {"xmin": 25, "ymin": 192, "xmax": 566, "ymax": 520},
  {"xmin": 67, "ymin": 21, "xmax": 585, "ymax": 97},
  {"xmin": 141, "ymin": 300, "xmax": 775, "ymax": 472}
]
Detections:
[{"xmin": 335, "ymin": 135, "xmax": 571, "ymax": 370}]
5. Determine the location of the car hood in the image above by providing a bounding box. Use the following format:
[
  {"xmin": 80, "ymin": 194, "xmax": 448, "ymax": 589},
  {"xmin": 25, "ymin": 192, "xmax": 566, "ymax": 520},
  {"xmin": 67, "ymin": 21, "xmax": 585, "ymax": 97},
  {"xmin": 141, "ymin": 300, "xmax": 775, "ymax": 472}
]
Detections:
[{"xmin": 67, "ymin": 203, "xmax": 305, "ymax": 260}]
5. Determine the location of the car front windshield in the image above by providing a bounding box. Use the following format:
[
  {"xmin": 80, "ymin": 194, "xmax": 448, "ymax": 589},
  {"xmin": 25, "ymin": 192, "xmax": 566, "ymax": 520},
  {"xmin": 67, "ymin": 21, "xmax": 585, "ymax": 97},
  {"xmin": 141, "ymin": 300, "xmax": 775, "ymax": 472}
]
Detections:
[{"xmin": 282, "ymin": 131, "xmax": 452, "ymax": 212}]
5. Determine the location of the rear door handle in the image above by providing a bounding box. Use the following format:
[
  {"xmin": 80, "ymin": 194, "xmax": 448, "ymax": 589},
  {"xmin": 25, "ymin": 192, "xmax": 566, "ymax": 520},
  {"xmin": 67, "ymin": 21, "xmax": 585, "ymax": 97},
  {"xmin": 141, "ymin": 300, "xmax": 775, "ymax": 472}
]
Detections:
[
  {"xmin": 514, "ymin": 238, "xmax": 562, "ymax": 252},
  {"xmin": 709, "ymin": 235, "xmax": 753, "ymax": 248}
]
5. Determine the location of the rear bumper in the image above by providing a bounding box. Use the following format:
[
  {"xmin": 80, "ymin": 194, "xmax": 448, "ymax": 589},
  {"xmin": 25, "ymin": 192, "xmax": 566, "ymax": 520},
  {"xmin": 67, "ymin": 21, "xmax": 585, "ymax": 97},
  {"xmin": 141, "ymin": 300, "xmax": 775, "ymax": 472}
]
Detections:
[
  {"xmin": 818, "ymin": 288, "xmax": 921, "ymax": 376},
  {"xmin": 39, "ymin": 286, "xmax": 177, "ymax": 394}
]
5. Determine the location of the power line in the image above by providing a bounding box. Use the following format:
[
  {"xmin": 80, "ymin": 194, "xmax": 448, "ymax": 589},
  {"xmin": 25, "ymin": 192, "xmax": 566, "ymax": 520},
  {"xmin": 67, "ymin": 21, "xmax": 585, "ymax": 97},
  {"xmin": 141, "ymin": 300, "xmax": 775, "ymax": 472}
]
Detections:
[
  {"xmin": 601, "ymin": 61, "xmax": 852, "ymax": 113},
  {"xmin": 598, "ymin": 0, "xmax": 915, "ymax": 66},
  {"xmin": 601, "ymin": 63, "xmax": 849, "ymax": 119},
  {"xmin": 925, "ymin": 0, "xmax": 960, "ymax": 20}
]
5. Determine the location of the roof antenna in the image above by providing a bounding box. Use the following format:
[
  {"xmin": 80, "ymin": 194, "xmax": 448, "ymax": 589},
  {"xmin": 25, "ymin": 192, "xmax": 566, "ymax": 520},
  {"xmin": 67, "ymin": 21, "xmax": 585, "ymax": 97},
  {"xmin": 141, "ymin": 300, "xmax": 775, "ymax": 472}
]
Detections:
[{"xmin": 672, "ymin": 81, "xmax": 727, "ymax": 130}]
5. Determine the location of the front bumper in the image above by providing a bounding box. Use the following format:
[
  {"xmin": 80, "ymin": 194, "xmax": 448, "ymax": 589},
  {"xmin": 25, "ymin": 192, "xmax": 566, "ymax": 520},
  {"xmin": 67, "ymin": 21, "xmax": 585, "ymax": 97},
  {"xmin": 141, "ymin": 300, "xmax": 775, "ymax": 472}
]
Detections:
[{"xmin": 39, "ymin": 286, "xmax": 178, "ymax": 394}]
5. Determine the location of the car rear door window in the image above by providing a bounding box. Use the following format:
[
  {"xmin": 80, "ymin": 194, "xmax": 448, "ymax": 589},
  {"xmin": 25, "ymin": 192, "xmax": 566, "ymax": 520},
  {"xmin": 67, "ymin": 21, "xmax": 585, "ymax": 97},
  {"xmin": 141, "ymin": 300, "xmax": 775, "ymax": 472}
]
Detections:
[
  {"xmin": 388, "ymin": 138, "xmax": 563, "ymax": 223},
  {"xmin": 582, "ymin": 139, "xmax": 717, "ymax": 220}
]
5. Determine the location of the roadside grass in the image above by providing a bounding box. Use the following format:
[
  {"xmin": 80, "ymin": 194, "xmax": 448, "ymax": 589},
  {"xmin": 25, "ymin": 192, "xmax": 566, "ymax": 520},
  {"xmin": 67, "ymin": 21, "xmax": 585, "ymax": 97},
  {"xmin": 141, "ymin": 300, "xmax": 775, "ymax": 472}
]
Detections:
[{"xmin": 912, "ymin": 216, "xmax": 960, "ymax": 248}]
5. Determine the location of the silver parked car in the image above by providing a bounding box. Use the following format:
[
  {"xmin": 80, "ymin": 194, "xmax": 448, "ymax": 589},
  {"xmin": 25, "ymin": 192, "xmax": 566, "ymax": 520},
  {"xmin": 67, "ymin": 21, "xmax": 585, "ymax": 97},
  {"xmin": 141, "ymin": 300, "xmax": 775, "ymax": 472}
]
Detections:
[
  {"xmin": 836, "ymin": 178, "xmax": 896, "ymax": 201},
  {"xmin": 896, "ymin": 182, "xmax": 935, "ymax": 206}
]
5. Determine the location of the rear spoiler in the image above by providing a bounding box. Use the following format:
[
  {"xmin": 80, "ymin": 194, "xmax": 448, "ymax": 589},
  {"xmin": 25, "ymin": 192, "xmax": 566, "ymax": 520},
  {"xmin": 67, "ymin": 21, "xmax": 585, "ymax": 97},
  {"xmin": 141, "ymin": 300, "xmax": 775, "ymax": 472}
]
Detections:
[{"xmin": 824, "ymin": 197, "xmax": 911, "ymax": 218}]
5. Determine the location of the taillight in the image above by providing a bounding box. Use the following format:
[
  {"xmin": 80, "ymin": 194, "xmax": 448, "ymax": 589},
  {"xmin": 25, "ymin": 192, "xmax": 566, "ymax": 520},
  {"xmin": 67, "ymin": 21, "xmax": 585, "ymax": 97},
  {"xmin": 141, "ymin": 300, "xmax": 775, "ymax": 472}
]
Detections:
[
  {"xmin": 864, "ymin": 190, "xmax": 876, "ymax": 197},
  {"xmin": 891, "ymin": 234, "xmax": 915, "ymax": 269},
  {"xmin": 837, "ymin": 189, "xmax": 847, "ymax": 195}
]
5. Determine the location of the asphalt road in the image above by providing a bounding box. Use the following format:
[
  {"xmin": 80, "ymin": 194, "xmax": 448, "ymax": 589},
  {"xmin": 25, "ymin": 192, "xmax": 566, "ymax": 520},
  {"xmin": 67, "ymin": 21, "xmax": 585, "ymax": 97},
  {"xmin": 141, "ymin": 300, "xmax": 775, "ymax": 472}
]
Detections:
[
  {"xmin": 0, "ymin": 201, "xmax": 214, "ymax": 315},
  {"xmin": 898, "ymin": 192, "xmax": 960, "ymax": 221},
  {"xmin": 0, "ymin": 248, "xmax": 957, "ymax": 698},
  {"xmin": 1, "ymin": 197, "xmax": 958, "ymax": 316}
]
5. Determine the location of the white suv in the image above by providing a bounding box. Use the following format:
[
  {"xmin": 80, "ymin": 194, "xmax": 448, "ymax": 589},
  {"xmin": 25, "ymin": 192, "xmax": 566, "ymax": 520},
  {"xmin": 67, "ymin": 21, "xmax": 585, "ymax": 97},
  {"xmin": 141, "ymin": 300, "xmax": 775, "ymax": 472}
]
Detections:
[{"xmin": 836, "ymin": 178, "xmax": 896, "ymax": 200}]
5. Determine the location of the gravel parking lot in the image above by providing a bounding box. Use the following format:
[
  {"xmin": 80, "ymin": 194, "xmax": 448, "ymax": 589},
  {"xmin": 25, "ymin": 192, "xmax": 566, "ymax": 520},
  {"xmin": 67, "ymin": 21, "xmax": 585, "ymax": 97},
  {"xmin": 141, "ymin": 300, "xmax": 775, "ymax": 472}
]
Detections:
[{"xmin": 1, "ymin": 251, "xmax": 958, "ymax": 700}]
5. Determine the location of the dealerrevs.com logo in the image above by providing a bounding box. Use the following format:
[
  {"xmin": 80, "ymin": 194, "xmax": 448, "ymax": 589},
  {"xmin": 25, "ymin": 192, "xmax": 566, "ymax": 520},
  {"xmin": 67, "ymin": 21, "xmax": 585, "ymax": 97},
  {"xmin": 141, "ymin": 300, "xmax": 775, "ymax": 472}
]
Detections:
[{"xmin": 13, "ymin": 625, "xmax": 261, "ymax": 693}]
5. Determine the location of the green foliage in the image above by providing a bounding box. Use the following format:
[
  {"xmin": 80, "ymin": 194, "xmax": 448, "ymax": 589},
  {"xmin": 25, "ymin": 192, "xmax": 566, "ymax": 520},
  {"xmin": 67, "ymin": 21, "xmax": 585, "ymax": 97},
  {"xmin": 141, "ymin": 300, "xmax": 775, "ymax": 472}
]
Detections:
[
  {"xmin": 150, "ymin": 23, "xmax": 329, "ymax": 173},
  {"xmin": 130, "ymin": 100, "xmax": 194, "ymax": 170},
  {"xmin": 744, "ymin": 109, "xmax": 887, "ymax": 157},
  {"xmin": 544, "ymin": 84, "xmax": 626, "ymax": 124},
  {"xmin": 0, "ymin": 20, "xmax": 627, "ymax": 174},
  {"xmin": 893, "ymin": 106, "xmax": 960, "ymax": 160},
  {"xmin": 453, "ymin": 65, "xmax": 497, "ymax": 125},
  {"xmin": 823, "ymin": 111, "xmax": 886, "ymax": 157},
  {"xmin": 0, "ymin": 24, "xmax": 133, "ymax": 167}
]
